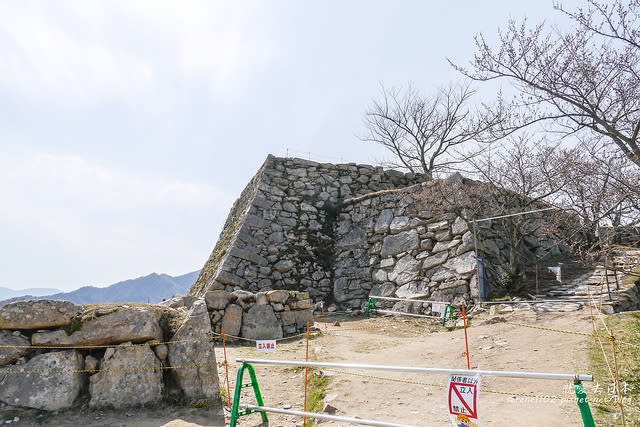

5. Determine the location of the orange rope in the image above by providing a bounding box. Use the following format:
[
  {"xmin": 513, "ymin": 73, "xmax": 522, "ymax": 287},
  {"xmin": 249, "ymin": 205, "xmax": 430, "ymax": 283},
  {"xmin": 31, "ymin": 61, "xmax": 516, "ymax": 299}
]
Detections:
[
  {"xmin": 462, "ymin": 301, "xmax": 470, "ymax": 370},
  {"xmin": 222, "ymin": 327, "xmax": 231, "ymax": 407}
]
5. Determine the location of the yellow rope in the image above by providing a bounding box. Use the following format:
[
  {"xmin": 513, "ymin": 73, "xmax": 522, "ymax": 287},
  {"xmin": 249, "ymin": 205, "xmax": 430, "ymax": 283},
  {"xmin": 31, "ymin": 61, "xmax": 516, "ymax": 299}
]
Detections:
[
  {"xmin": 0, "ymin": 363, "xmax": 219, "ymax": 375},
  {"xmin": 0, "ymin": 330, "xmax": 321, "ymax": 350},
  {"xmin": 503, "ymin": 322, "xmax": 593, "ymax": 337},
  {"xmin": 322, "ymin": 368, "xmax": 571, "ymax": 401}
]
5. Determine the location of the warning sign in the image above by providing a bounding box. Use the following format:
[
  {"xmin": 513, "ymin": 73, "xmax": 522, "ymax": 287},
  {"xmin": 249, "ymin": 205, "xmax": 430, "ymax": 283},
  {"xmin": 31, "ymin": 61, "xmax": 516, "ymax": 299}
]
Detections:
[
  {"xmin": 256, "ymin": 340, "xmax": 276, "ymax": 353},
  {"xmin": 448, "ymin": 374, "xmax": 481, "ymax": 426},
  {"xmin": 432, "ymin": 302, "xmax": 444, "ymax": 315}
]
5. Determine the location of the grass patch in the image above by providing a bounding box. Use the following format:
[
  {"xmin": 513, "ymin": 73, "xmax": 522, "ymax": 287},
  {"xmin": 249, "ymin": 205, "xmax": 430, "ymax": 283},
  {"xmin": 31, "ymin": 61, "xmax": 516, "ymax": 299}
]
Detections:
[
  {"xmin": 304, "ymin": 368, "xmax": 329, "ymax": 426},
  {"xmin": 219, "ymin": 386, "xmax": 229, "ymax": 407},
  {"xmin": 588, "ymin": 312, "xmax": 640, "ymax": 426}
]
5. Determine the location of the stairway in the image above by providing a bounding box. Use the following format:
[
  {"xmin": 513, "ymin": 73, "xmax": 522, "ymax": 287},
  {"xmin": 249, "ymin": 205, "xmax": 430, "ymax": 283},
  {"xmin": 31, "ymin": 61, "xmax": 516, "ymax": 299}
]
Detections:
[{"xmin": 505, "ymin": 249, "xmax": 640, "ymax": 312}]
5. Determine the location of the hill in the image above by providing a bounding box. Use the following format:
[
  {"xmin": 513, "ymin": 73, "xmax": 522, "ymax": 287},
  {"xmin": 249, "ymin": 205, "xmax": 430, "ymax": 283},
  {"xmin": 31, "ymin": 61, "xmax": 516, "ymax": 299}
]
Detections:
[
  {"xmin": 0, "ymin": 287, "xmax": 61, "ymax": 301},
  {"xmin": 0, "ymin": 271, "xmax": 199, "ymax": 305}
]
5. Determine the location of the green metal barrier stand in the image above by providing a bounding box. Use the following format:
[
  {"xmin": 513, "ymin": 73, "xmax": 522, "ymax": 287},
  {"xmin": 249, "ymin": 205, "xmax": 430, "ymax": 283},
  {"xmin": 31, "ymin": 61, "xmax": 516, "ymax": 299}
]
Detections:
[
  {"xmin": 574, "ymin": 380, "xmax": 596, "ymax": 427},
  {"xmin": 365, "ymin": 297, "xmax": 377, "ymax": 317},
  {"xmin": 441, "ymin": 304, "xmax": 454, "ymax": 326},
  {"xmin": 229, "ymin": 362, "xmax": 268, "ymax": 427}
]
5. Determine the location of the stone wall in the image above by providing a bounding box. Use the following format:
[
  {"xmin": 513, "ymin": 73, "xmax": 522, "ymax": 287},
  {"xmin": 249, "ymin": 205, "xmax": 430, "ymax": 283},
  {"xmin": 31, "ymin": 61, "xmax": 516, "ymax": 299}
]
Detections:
[
  {"xmin": 164, "ymin": 289, "xmax": 315, "ymax": 340},
  {"xmin": 190, "ymin": 155, "xmax": 560, "ymax": 313},
  {"xmin": 190, "ymin": 155, "xmax": 423, "ymax": 300},
  {"xmin": 0, "ymin": 300, "xmax": 221, "ymax": 411},
  {"xmin": 333, "ymin": 184, "xmax": 477, "ymax": 312}
]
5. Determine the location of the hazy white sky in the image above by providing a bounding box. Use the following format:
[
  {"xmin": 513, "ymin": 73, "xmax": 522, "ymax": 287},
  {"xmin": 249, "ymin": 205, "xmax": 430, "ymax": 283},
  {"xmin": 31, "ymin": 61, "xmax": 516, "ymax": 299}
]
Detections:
[{"xmin": 0, "ymin": 1, "xmax": 578, "ymax": 291}]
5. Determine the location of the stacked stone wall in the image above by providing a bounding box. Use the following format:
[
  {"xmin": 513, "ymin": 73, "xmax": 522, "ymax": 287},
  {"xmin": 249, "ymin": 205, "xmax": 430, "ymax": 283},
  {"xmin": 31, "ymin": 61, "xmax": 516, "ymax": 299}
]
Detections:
[
  {"xmin": 190, "ymin": 155, "xmax": 563, "ymax": 313},
  {"xmin": 191, "ymin": 155, "xmax": 424, "ymax": 300},
  {"xmin": 0, "ymin": 300, "xmax": 221, "ymax": 411},
  {"xmin": 333, "ymin": 184, "xmax": 478, "ymax": 312}
]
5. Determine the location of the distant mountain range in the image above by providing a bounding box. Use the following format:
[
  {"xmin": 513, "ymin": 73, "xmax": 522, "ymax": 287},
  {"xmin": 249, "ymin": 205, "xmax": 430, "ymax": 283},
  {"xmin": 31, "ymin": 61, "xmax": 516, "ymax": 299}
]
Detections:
[
  {"xmin": 0, "ymin": 270, "xmax": 200, "ymax": 305},
  {"xmin": 0, "ymin": 287, "xmax": 62, "ymax": 301}
]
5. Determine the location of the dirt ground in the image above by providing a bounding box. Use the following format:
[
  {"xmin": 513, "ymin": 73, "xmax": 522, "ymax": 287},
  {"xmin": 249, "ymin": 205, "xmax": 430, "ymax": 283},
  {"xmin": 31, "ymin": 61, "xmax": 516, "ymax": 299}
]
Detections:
[{"xmin": 3, "ymin": 306, "xmax": 598, "ymax": 426}]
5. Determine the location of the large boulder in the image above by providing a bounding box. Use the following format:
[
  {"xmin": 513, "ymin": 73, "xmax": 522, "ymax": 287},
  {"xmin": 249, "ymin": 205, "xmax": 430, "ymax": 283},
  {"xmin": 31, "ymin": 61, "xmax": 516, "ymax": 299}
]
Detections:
[
  {"xmin": 443, "ymin": 251, "xmax": 477, "ymax": 275},
  {"xmin": 422, "ymin": 251, "xmax": 449, "ymax": 270},
  {"xmin": 89, "ymin": 344, "xmax": 163, "ymax": 408},
  {"xmin": 333, "ymin": 277, "xmax": 362, "ymax": 303},
  {"xmin": 337, "ymin": 227, "xmax": 366, "ymax": 249},
  {"xmin": 370, "ymin": 282, "xmax": 396, "ymax": 298},
  {"xmin": 374, "ymin": 209, "xmax": 394, "ymax": 234},
  {"xmin": 388, "ymin": 255, "xmax": 421, "ymax": 285},
  {"xmin": 241, "ymin": 305, "xmax": 283, "ymax": 340},
  {"xmin": 380, "ymin": 230, "xmax": 419, "ymax": 257},
  {"xmin": 0, "ymin": 300, "xmax": 81, "ymax": 330},
  {"xmin": 0, "ymin": 331, "xmax": 30, "ymax": 367},
  {"xmin": 204, "ymin": 290, "xmax": 231, "ymax": 310},
  {"xmin": 395, "ymin": 282, "xmax": 430, "ymax": 299},
  {"xmin": 0, "ymin": 350, "xmax": 83, "ymax": 410},
  {"xmin": 168, "ymin": 300, "xmax": 221, "ymax": 405},
  {"xmin": 31, "ymin": 306, "xmax": 163, "ymax": 347},
  {"xmin": 294, "ymin": 309, "xmax": 314, "ymax": 330},
  {"xmin": 266, "ymin": 290, "xmax": 289, "ymax": 305},
  {"xmin": 221, "ymin": 304, "xmax": 243, "ymax": 338}
]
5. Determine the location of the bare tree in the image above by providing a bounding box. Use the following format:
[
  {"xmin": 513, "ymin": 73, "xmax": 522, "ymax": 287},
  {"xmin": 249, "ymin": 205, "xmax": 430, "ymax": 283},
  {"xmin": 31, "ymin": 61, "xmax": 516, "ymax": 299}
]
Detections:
[
  {"xmin": 452, "ymin": 0, "xmax": 640, "ymax": 169},
  {"xmin": 466, "ymin": 136, "xmax": 566, "ymax": 293},
  {"xmin": 361, "ymin": 82, "xmax": 510, "ymax": 178},
  {"xmin": 543, "ymin": 138, "xmax": 640, "ymax": 260}
]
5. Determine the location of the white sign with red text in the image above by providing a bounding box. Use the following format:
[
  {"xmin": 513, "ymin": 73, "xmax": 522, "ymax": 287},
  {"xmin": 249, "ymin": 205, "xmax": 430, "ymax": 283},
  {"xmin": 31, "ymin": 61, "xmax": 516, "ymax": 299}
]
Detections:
[
  {"xmin": 448, "ymin": 374, "xmax": 481, "ymax": 426},
  {"xmin": 256, "ymin": 340, "xmax": 277, "ymax": 353}
]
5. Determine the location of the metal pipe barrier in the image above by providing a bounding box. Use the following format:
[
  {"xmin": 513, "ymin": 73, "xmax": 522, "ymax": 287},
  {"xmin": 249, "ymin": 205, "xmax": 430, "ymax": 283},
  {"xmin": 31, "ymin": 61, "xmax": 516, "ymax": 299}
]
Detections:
[
  {"xmin": 367, "ymin": 296, "xmax": 448, "ymax": 304},
  {"xmin": 236, "ymin": 358, "xmax": 593, "ymax": 381},
  {"xmin": 373, "ymin": 309, "xmax": 443, "ymax": 319},
  {"xmin": 365, "ymin": 296, "xmax": 455, "ymax": 325},
  {"xmin": 230, "ymin": 358, "xmax": 595, "ymax": 426},
  {"xmin": 239, "ymin": 404, "xmax": 416, "ymax": 427},
  {"xmin": 481, "ymin": 299, "xmax": 595, "ymax": 304}
]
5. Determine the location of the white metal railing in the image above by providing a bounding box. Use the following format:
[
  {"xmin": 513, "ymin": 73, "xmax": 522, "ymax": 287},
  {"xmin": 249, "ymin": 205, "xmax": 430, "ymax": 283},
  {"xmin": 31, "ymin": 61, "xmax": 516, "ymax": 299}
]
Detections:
[
  {"xmin": 239, "ymin": 404, "xmax": 416, "ymax": 427},
  {"xmin": 481, "ymin": 299, "xmax": 594, "ymax": 304},
  {"xmin": 368, "ymin": 296, "xmax": 447, "ymax": 304},
  {"xmin": 373, "ymin": 309, "xmax": 443, "ymax": 319},
  {"xmin": 236, "ymin": 358, "xmax": 594, "ymax": 382}
]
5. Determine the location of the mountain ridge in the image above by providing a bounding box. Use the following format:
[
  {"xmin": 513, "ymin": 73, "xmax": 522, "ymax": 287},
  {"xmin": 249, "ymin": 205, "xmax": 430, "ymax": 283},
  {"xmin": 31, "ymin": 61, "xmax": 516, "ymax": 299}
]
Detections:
[{"xmin": 0, "ymin": 270, "xmax": 200, "ymax": 305}]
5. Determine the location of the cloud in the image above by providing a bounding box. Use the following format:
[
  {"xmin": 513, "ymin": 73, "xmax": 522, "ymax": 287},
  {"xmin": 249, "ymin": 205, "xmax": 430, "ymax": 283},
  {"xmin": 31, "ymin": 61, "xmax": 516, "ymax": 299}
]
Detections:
[
  {"xmin": 0, "ymin": 1, "xmax": 273, "ymax": 105},
  {"xmin": 0, "ymin": 147, "xmax": 233, "ymax": 283}
]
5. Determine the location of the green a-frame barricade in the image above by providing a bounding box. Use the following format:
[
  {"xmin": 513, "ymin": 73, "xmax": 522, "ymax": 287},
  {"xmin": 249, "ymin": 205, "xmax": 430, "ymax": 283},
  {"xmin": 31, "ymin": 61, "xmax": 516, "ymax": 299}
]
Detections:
[
  {"xmin": 365, "ymin": 297, "xmax": 454, "ymax": 326},
  {"xmin": 229, "ymin": 362, "xmax": 268, "ymax": 427}
]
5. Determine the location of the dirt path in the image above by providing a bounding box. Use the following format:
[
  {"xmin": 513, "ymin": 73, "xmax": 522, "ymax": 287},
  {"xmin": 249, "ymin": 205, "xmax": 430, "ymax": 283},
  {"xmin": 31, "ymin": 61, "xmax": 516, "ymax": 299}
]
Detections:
[
  {"xmin": 218, "ymin": 307, "xmax": 594, "ymax": 426},
  {"xmin": 3, "ymin": 307, "xmax": 595, "ymax": 426}
]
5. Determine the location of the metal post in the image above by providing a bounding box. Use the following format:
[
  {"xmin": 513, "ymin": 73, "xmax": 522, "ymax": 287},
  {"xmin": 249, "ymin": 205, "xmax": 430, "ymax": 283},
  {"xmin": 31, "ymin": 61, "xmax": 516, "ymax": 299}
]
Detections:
[{"xmin": 574, "ymin": 381, "xmax": 596, "ymax": 427}]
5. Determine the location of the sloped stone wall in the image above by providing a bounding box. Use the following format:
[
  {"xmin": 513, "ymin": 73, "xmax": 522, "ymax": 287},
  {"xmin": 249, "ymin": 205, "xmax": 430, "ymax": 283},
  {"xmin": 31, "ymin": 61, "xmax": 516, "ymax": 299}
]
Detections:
[
  {"xmin": 190, "ymin": 155, "xmax": 560, "ymax": 313},
  {"xmin": 190, "ymin": 155, "xmax": 423, "ymax": 299}
]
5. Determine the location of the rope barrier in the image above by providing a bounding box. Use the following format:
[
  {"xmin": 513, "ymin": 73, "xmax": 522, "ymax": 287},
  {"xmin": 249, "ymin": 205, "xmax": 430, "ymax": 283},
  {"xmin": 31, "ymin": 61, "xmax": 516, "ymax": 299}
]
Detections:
[
  {"xmin": 503, "ymin": 322, "xmax": 594, "ymax": 338},
  {"xmin": 0, "ymin": 337, "xmax": 219, "ymax": 350},
  {"xmin": 322, "ymin": 368, "xmax": 572, "ymax": 401},
  {"xmin": 0, "ymin": 329, "xmax": 322, "ymax": 351},
  {"xmin": 0, "ymin": 363, "xmax": 219, "ymax": 375}
]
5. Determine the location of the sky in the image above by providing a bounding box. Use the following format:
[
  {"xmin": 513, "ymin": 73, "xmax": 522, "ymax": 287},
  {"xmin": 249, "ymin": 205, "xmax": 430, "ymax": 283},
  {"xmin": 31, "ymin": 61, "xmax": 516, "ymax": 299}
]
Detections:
[{"xmin": 0, "ymin": 0, "xmax": 580, "ymax": 291}]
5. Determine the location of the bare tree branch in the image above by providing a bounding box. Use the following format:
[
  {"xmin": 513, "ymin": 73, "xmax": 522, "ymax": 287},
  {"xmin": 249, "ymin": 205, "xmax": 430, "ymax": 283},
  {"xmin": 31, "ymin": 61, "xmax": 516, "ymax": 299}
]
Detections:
[{"xmin": 361, "ymin": 82, "xmax": 512, "ymax": 178}]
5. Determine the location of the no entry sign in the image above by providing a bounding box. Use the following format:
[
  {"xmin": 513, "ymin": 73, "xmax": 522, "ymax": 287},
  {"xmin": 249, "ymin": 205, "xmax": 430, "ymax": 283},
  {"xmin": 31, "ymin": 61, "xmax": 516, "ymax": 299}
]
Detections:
[{"xmin": 448, "ymin": 374, "xmax": 480, "ymax": 426}]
